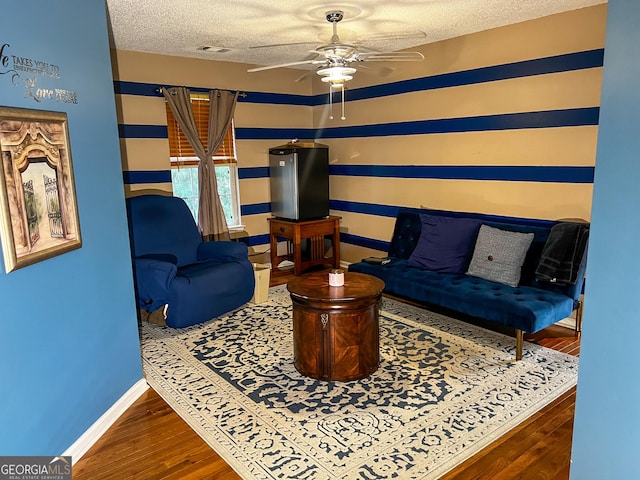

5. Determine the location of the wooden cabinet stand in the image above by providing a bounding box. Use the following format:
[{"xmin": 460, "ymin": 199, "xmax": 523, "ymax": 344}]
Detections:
[
  {"xmin": 287, "ymin": 272, "xmax": 385, "ymax": 382},
  {"xmin": 268, "ymin": 216, "xmax": 341, "ymax": 275}
]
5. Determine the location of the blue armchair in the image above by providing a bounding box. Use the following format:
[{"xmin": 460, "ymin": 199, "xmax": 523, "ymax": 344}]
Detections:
[{"xmin": 126, "ymin": 194, "xmax": 255, "ymax": 328}]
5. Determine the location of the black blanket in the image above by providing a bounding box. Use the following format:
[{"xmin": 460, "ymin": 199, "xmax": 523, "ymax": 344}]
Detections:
[{"xmin": 535, "ymin": 222, "xmax": 589, "ymax": 286}]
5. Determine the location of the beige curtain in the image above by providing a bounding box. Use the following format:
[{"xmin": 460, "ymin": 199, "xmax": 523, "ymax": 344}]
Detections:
[
  {"xmin": 201, "ymin": 89, "xmax": 239, "ymax": 241},
  {"xmin": 162, "ymin": 87, "xmax": 238, "ymax": 241}
]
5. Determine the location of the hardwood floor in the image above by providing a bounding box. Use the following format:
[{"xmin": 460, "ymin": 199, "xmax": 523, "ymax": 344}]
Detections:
[{"xmin": 73, "ymin": 266, "xmax": 579, "ymax": 479}]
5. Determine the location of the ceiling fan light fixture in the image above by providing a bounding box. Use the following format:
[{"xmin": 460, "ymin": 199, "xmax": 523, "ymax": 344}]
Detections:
[
  {"xmin": 320, "ymin": 74, "xmax": 353, "ymax": 84},
  {"xmin": 317, "ymin": 66, "xmax": 356, "ymax": 83},
  {"xmin": 317, "ymin": 65, "xmax": 355, "ymax": 121},
  {"xmin": 328, "ymin": 80, "xmax": 348, "ymax": 89}
]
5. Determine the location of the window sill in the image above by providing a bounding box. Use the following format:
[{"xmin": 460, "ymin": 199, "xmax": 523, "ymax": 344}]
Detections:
[{"xmin": 229, "ymin": 227, "xmax": 247, "ymax": 240}]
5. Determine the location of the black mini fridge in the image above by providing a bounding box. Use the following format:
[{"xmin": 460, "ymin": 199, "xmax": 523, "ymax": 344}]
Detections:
[{"xmin": 269, "ymin": 143, "xmax": 329, "ymax": 221}]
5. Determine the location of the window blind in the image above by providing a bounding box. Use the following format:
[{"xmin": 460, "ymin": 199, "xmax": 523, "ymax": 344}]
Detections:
[{"xmin": 166, "ymin": 96, "xmax": 236, "ymax": 166}]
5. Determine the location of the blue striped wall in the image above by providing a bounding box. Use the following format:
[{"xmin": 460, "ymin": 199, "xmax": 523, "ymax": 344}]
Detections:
[
  {"xmin": 117, "ymin": 48, "xmax": 603, "ymax": 248},
  {"xmin": 119, "ymin": 104, "xmax": 600, "ymax": 142},
  {"xmin": 117, "ymin": 49, "xmax": 602, "ymax": 141},
  {"xmin": 123, "ymin": 163, "xmax": 595, "ymax": 184},
  {"xmin": 115, "ymin": 49, "xmax": 603, "ymax": 105}
]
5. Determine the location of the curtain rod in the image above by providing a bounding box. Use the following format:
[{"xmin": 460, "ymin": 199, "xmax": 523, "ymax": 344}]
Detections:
[{"xmin": 156, "ymin": 87, "xmax": 247, "ymax": 98}]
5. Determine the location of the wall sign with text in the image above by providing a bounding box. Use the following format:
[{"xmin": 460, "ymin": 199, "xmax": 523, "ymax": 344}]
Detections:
[{"xmin": 0, "ymin": 42, "xmax": 78, "ymax": 104}]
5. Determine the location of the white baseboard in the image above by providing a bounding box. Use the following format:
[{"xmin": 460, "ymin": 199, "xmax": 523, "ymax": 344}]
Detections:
[{"xmin": 63, "ymin": 378, "xmax": 149, "ymax": 464}]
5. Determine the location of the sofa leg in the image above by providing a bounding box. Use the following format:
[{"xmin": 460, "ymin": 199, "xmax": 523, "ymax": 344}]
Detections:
[
  {"xmin": 516, "ymin": 329, "xmax": 523, "ymax": 361},
  {"xmin": 575, "ymin": 300, "xmax": 584, "ymax": 339}
]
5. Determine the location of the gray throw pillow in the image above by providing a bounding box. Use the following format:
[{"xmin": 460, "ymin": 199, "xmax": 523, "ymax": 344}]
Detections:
[{"xmin": 466, "ymin": 225, "xmax": 534, "ymax": 287}]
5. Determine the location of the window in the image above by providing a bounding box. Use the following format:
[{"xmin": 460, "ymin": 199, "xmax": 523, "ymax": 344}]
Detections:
[{"xmin": 166, "ymin": 95, "xmax": 241, "ymax": 229}]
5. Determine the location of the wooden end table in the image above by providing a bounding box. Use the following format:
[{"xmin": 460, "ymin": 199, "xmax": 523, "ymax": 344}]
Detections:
[
  {"xmin": 287, "ymin": 271, "xmax": 385, "ymax": 382},
  {"xmin": 268, "ymin": 216, "xmax": 341, "ymax": 275}
]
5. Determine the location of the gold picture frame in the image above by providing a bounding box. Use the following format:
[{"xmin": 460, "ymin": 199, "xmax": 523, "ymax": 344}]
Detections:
[{"xmin": 0, "ymin": 106, "xmax": 81, "ymax": 272}]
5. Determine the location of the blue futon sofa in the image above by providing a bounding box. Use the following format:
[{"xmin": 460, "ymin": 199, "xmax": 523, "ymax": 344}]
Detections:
[{"xmin": 349, "ymin": 208, "xmax": 589, "ymax": 360}]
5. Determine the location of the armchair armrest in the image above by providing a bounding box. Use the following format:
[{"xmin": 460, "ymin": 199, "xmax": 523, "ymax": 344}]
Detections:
[
  {"xmin": 197, "ymin": 241, "xmax": 248, "ymax": 262},
  {"xmin": 133, "ymin": 256, "xmax": 178, "ymax": 311}
]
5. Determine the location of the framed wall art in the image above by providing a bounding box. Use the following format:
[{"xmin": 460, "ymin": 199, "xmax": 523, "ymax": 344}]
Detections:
[{"xmin": 0, "ymin": 106, "xmax": 81, "ymax": 272}]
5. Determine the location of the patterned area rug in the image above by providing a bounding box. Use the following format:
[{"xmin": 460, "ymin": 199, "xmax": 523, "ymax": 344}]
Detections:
[{"xmin": 141, "ymin": 285, "xmax": 578, "ymax": 479}]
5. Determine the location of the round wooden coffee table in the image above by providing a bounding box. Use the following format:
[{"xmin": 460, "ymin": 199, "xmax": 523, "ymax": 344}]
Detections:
[{"xmin": 287, "ymin": 271, "xmax": 385, "ymax": 381}]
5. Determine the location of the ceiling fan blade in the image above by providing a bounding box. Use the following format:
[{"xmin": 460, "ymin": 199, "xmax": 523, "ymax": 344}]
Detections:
[
  {"xmin": 293, "ymin": 54, "xmax": 326, "ymax": 82},
  {"xmin": 295, "ymin": 70, "xmax": 317, "ymax": 83},
  {"xmin": 248, "ymin": 41, "xmax": 318, "ymax": 50},
  {"xmin": 247, "ymin": 59, "xmax": 325, "ymax": 73},
  {"xmin": 356, "ymin": 63, "xmax": 396, "ymax": 77},
  {"xmin": 359, "ymin": 30, "xmax": 427, "ymax": 43},
  {"xmin": 357, "ymin": 51, "xmax": 425, "ymax": 61}
]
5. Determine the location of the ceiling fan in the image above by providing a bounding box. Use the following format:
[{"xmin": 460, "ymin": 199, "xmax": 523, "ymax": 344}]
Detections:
[
  {"xmin": 247, "ymin": 10, "xmax": 425, "ymax": 75},
  {"xmin": 247, "ymin": 10, "xmax": 424, "ymax": 120}
]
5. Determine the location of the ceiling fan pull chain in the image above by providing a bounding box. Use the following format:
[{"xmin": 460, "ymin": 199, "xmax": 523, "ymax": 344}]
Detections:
[
  {"xmin": 341, "ymin": 86, "xmax": 346, "ymax": 120},
  {"xmin": 329, "ymin": 86, "xmax": 334, "ymax": 120}
]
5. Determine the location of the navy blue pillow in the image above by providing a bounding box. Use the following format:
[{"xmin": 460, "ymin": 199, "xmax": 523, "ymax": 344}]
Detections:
[{"xmin": 407, "ymin": 214, "xmax": 482, "ymax": 273}]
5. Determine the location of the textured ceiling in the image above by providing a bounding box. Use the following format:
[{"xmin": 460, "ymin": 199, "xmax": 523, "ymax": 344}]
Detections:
[{"xmin": 105, "ymin": 0, "xmax": 606, "ymax": 70}]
